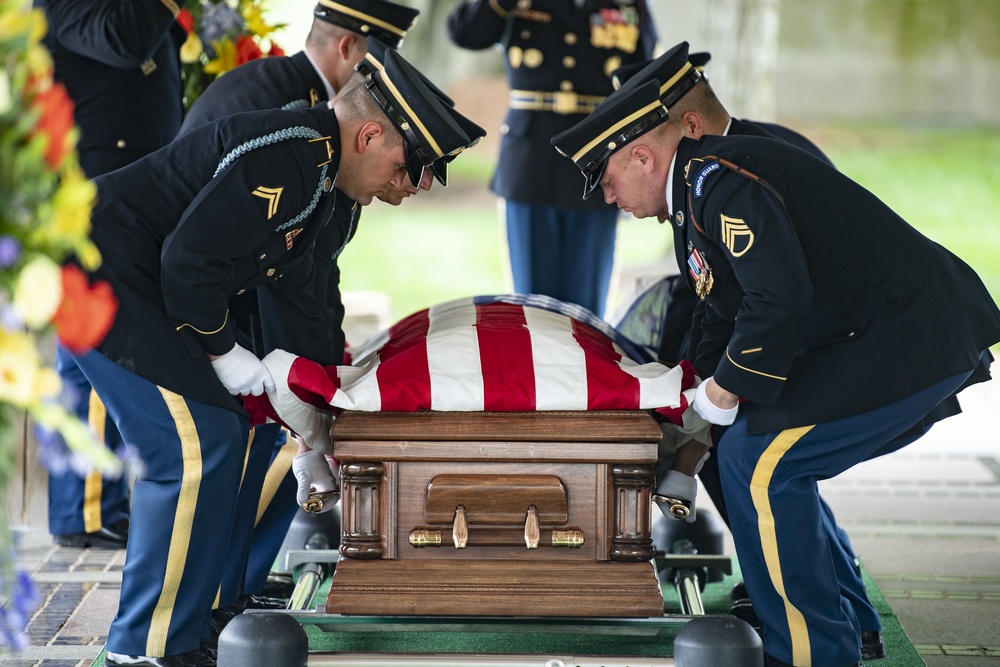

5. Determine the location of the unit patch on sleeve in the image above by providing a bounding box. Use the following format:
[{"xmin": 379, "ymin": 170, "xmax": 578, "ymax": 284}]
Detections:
[
  {"xmin": 721, "ymin": 214, "xmax": 754, "ymax": 257},
  {"xmin": 252, "ymin": 185, "xmax": 284, "ymax": 220},
  {"xmin": 693, "ymin": 161, "xmax": 720, "ymax": 198}
]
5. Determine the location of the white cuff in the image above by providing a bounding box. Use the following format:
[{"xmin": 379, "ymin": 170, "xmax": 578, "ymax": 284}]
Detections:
[{"xmin": 693, "ymin": 379, "xmax": 739, "ymax": 426}]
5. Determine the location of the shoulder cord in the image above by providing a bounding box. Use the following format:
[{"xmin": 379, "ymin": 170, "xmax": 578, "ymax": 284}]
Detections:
[
  {"xmin": 686, "ymin": 155, "xmax": 785, "ymax": 235},
  {"xmin": 213, "ymin": 126, "xmax": 329, "ymax": 232}
]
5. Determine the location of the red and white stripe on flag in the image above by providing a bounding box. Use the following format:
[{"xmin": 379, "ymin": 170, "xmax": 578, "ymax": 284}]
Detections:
[{"xmin": 256, "ymin": 297, "xmax": 697, "ymax": 440}]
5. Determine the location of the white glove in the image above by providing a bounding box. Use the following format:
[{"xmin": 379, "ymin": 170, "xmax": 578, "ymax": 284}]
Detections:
[
  {"xmin": 292, "ymin": 449, "xmax": 339, "ymax": 512},
  {"xmin": 210, "ymin": 343, "xmax": 276, "ymax": 396},
  {"xmin": 654, "ymin": 469, "xmax": 698, "ymax": 523},
  {"xmin": 692, "ymin": 378, "xmax": 738, "ymax": 426}
]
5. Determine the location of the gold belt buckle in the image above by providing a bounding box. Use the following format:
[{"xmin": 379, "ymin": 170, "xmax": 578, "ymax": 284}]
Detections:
[{"xmin": 552, "ymin": 91, "xmax": 580, "ymax": 115}]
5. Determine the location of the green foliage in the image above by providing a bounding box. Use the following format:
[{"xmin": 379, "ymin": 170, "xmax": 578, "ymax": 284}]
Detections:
[
  {"xmin": 820, "ymin": 123, "xmax": 1000, "ymax": 307},
  {"xmin": 339, "ymin": 123, "xmax": 1000, "ymax": 331}
]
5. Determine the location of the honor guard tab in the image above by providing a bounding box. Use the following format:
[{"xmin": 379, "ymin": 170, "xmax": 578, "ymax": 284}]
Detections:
[
  {"xmin": 313, "ymin": 0, "xmax": 419, "ymax": 49},
  {"xmin": 363, "ymin": 48, "xmax": 485, "ymax": 187},
  {"xmin": 609, "ymin": 41, "xmax": 702, "ymax": 109},
  {"xmin": 550, "ymin": 79, "xmax": 668, "ymax": 199}
]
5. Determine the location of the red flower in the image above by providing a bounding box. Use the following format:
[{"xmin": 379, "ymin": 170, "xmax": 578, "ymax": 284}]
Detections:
[
  {"xmin": 52, "ymin": 265, "xmax": 118, "ymax": 353},
  {"xmin": 29, "ymin": 78, "xmax": 76, "ymax": 170},
  {"xmin": 268, "ymin": 41, "xmax": 284, "ymax": 57},
  {"xmin": 235, "ymin": 35, "xmax": 263, "ymax": 65},
  {"xmin": 176, "ymin": 8, "xmax": 194, "ymax": 34}
]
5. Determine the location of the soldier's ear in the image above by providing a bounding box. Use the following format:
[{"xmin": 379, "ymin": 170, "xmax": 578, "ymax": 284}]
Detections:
[
  {"xmin": 633, "ymin": 144, "xmax": 655, "ymax": 171},
  {"xmin": 337, "ymin": 33, "xmax": 358, "ymax": 60},
  {"xmin": 681, "ymin": 111, "xmax": 704, "ymax": 139},
  {"xmin": 356, "ymin": 121, "xmax": 384, "ymax": 152}
]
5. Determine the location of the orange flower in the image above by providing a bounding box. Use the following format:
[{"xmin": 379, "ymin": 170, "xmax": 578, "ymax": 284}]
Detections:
[
  {"xmin": 176, "ymin": 8, "xmax": 193, "ymax": 34},
  {"xmin": 235, "ymin": 34, "xmax": 263, "ymax": 66},
  {"xmin": 29, "ymin": 76, "xmax": 75, "ymax": 169},
  {"xmin": 52, "ymin": 265, "xmax": 118, "ymax": 353}
]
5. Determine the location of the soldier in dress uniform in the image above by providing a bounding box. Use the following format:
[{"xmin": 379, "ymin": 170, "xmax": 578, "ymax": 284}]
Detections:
[
  {"xmin": 608, "ymin": 42, "xmax": 895, "ymax": 661},
  {"xmin": 178, "ymin": 0, "xmax": 419, "ymax": 132},
  {"xmin": 552, "ymin": 80, "xmax": 1000, "ymax": 667},
  {"xmin": 180, "ymin": 31, "xmax": 483, "ymax": 624},
  {"xmin": 176, "ymin": 0, "xmax": 420, "ymax": 610},
  {"xmin": 35, "ymin": 0, "xmax": 187, "ymax": 550},
  {"xmin": 71, "ymin": 48, "xmax": 481, "ymax": 667},
  {"xmin": 447, "ymin": 0, "xmax": 658, "ymax": 317}
]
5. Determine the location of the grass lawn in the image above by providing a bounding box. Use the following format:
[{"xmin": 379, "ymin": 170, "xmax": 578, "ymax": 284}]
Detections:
[{"xmin": 338, "ymin": 123, "xmax": 1000, "ymax": 332}]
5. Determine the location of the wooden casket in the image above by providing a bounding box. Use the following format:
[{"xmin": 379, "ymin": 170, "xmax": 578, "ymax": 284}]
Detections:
[{"xmin": 326, "ymin": 409, "xmax": 665, "ymax": 618}]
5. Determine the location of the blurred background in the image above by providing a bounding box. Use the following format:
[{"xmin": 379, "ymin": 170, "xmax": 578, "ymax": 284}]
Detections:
[{"xmin": 254, "ymin": 0, "xmax": 1000, "ymax": 328}]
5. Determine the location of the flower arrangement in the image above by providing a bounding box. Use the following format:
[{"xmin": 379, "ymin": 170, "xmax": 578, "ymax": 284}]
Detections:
[
  {"xmin": 176, "ymin": 0, "xmax": 285, "ymax": 109},
  {"xmin": 1, "ymin": 0, "xmax": 122, "ymax": 648}
]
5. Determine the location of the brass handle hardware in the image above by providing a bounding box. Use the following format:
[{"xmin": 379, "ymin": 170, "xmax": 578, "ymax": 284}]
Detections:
[
  {"xmin": 409, "ymin": 529, "xmax": 441, "ymax": 547},
  {"xmin": 653, "ymin": 493, "xmax": 692, "ymax": 520},
  {"xmin": 408, "ymin": 525, "xmax": 584, "ymax": 548},
  {"xmin": 453, "ymin": 505, "xmax": 469, "ymax": 549},
  {"xmin": 524, "ymin": 505, "xmax": 540, "ymax": 549},
  {"xmin": 551, "ymin": 529, "xmax": 585, "ymax": 547},
  {"xmin": 302, "ymin": 490, "xmax": 340, "ymax": 514}
]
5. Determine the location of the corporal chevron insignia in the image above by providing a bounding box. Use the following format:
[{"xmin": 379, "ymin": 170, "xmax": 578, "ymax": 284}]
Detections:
[
  {"xmin": 721, "ymin": 213, "xmax": 755, "ymax": 257},
  {"xmin": 252, "ymin": 185, "xmax": 284, "ymax": 220}
]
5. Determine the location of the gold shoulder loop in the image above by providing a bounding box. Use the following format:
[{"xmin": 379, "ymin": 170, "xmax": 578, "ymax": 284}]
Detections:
[
  {"xmin": 488, "ymin": 0, "xmax": 509, "ymax": 18},
  {"xmin": 309, "ymin": 88, "xmax": 322, "ymax": 107},
  {"xmin": 159, "ymin": 0, "xmax": 181, "ymax": 17}
]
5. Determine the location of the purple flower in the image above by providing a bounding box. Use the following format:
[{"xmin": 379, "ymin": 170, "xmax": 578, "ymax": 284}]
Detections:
[
  {"xmin": 34, "ymin": 422, "xmax": 71, "ymax": 476},
  {"xmin": 0, "ymin": 566, "xmax": 38, "ymax": 650},
  {"xmin": 200, "ymin": 1, "xmax": 245, "ymax": 58},
  {"xmin": 0, "ymin": 304, "xmax": 24, "ymax": 331},
  {"xmin": 0, "ymin": 235, "xmax": 20, "ymax": 268}
]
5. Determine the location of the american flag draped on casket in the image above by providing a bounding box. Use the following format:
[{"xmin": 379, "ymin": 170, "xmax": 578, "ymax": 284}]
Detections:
[{"xmin": 253, "ymin": 294, "xmax": 706, "ymax": 452}]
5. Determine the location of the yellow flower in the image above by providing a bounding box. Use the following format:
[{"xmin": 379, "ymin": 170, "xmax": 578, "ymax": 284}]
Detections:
[
  {"xmin": 26, "ymin": 41, "xmax": 53, "ymax": 78},
  {"xmin": 242, "ymin": 2, "xmax": 274, "ymax": 38},
  {"xmin": 0, "ymin": 3, "xmax": 32, "ymax": 40},
  {"xmin": 13, "ymin": 254, "xmax": 63, "ymax": 329},
  {"xmin": 203, "ymin": 37, "xmax": 237, "ymax": 75},
  {"xmin": 180, "ymin": 31, "xmax": 203, "ymax": 64},
  {"xmin": 0, "ymin": 329, "xmax": 45, "ymax": 409},
  {"xmin": 36, "ymin": 367, "xmax": 61, "ymax": 399},
  {"xmin": 75, "ymin": 240, "xmax": 103, "ymax": 272},
  {"xmin": 50, "ymin": 166, "xmax": 95, "ymax": 238}
]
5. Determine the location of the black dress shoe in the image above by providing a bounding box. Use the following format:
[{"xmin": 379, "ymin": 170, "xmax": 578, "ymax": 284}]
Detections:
[
  {"xmin": 54, "ymin": 518, "xmax": 129, "ymax": 549},
  {"xmin": 729, "ymin": 598, "xmax": 762, "ymax": 634},
  {"xmin": 861, "ymin": 630, "xmax": 886, "ymax": 660},
  {"xmin": 240, "ymin": 593, "xmax": 288, "ymax": 610},
  {"xmin": 261, "ymin": 572, "xmax": 295, "ymax": 598},
  {"xmin": 105, "ymin": 647, "xmax": 214, "ymax": 666},
  {"xmin": 765, "ymin": 654, "xmax": 861, "ymax": 667},
  {"xmin": 730, "ymin": 580, "xmax": 748, "ymax": 601}
]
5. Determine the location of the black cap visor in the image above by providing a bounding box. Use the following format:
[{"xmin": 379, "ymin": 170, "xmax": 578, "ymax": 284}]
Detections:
[{"xmin": 579, "ymin": 106, "xmax": 669, "ymax": 199}]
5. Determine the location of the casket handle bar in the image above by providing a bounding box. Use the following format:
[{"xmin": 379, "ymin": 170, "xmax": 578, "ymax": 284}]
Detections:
[
  {"xmin": 524, "ymin": 505, "xmax": 540, "ymax": 549},
  {"xmin": 453, "ymin": 505, "xmax": 469, "ymax": 549},
  {"xmin": 409, "ymin": 504, "xmax": 584, "ymax": 549}
]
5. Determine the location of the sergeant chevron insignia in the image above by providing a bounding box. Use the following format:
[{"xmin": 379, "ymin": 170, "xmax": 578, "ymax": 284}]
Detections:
[
  {"xmin": 721, "ymin": 214, "xmax": 754, "ymax": 257},
  {"xmin": 252, "ymin": 185, "xmax": 284, "ymax": 220}
]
